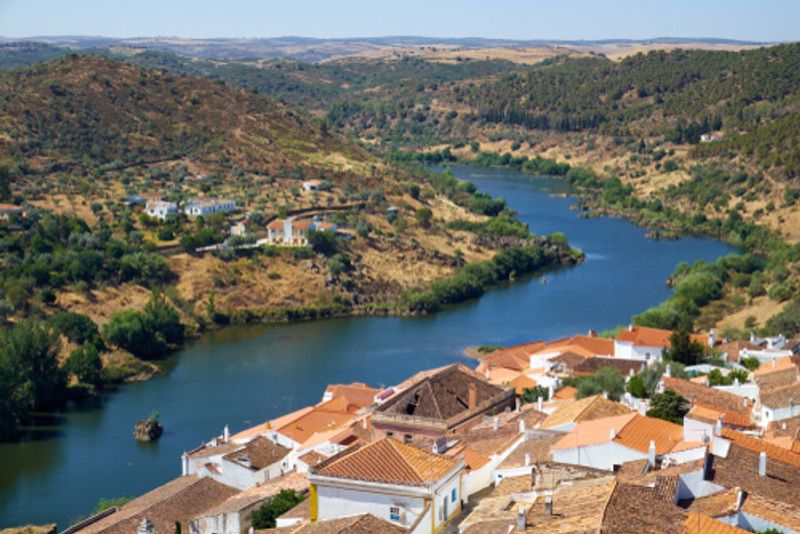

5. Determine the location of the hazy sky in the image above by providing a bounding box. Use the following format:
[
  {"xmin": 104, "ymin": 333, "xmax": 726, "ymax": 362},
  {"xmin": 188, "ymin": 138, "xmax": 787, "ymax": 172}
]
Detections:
[{"xmin": 0, "ymin": 0, "xmax": 798, "ymax": 42}]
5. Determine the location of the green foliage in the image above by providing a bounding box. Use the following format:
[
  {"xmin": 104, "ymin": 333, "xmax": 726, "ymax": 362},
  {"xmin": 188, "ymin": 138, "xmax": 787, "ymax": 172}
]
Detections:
[
  {"xmin": 768, "ymin": 280, "xmax": 796, "ymax": 302},
  {"xmin": 764, "ymin": 296, "xmax": 800, "ymax": 337},
  {"xmin": 119, "ymin": 253, "xmax": 174, "ymax": 286},
  {"xmin": 306, "ymin": 229, "xmax": 338, "ymax": 256},
  {"xmin": 103, "ymin": 292, "xmax": 184, "ymax": 359},
  {"xmin": 251, "ymin": 490, "xmax": 305, "ymax": 529},
  {"xmin": 403, "ymin": 242, "xmax": 566, "ymax": 313},
  {"xmin": 414, "ymin": 207, "xmax": 433, "ymax": 228},
  {"xmin": 91, "ymin": 496, "xmax": 132, "ymax": 515},
  {"xmin": 48, "ymin": 311, "xmax": 101, "ymax": 347},
  {"xmin": 520, "ymin": 385, "xmax": 550, "ymax": 404},
  {"xmin": 647, "ymin": 390, "xmax": 689, "ymax": 424},
  {"xmin": 327, "ymin": 253, "xmax": 351, "ymax": 275},
  {"xmin": 741, "ymin": 356, "xmax": 761, "ymax": 371},
  {"xmin": 468, "ymin": 192, "xmax": 506, "ymax": 216},
  {"xmin": 706, "ymin": 368, "xmax": 749, "ymax": 386},
  {"xmin": 446, "ymin": 215, "xmax": 529, "ymax": 239},
  {"xmin": 576, "ymin": 367, "xmax": 625, "ymax": 401},
  {"xmin": 65, "ymin": 344, "xmax": 102, "ymax": 385},
  {"xmin": 626, "ymin": 374, "xmax": 647, "ymax": 398},
  {"xmin": 0, "ymin": 320, "xmax": 64, "ymax": 438},
  {"xmin": 663, "ymin": 330, "xmax": 705, "ymax": 366},
  {"xmin": 636, "ymin": 361, "xmax": 687, "ymax": 399}
]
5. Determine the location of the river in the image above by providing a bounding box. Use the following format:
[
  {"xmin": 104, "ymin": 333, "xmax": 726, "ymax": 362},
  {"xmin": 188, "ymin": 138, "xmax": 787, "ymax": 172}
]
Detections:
[{"xmin": 0, "ymin": 166, "xmax": 735, "ymax": 527}]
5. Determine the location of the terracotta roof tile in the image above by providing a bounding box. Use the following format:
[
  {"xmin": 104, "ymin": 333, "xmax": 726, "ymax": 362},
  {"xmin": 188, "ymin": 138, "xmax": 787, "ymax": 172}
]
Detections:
[
  {"xmin": 553, "ymin": 386, "xmax": 577, "ymax": 400},
  {"xmin": 445, "ymin": 443, "xmax": 491, "ymax": 471},
  {"xmin": 612, "ymin": 414, "xmax": 684, "ymax": 455},
  {"xmin": 740, "ymin": 492, "xmax": 800, "ymax": 532},
  {"xmin": 663, "ymin": 377, "xmax": 752, "ymax": 426},
  {"xmin": 719, "ymin": 341, "xmax": 762, "ymax": 362},
  {"xmin": 541, "ymin": 395, "xmax": 632, "ymax": 429},
  {"xmin": 721, "ymin": 427, "xmax": 800, "ymax": 469},
  {"xmin": 682, "ymin": 512, "xmax": 749, "ymax": 534},
  {"xmin": 323, "ymin": 382, "xmax": 379, "ymax": 409},
  {"xmin": 311, "ymin": 437, "xmax": 459, "ymax": 487},
  {"xmin": 602, "ymin": 483, "xmax": 687, "ymax": 534},
  {"xmin": 480, "ymin": 341, "xmax": 544, "ymax": 371},
  {"xmin": 497, "ymin": 431, "xmax": 564, "ymax": 469},
  {"xmin": 760, "ymin": 382, "xmax": 800, "ymax": 410},
  {"xmin": 223, "ymin": 436, "xmax": 291, "ymax": 470},
  {"xmin": 552, "ymin": 412, "xmax": 638, "ymax": 450},
  {"xmin": 683, "ymin": 488, "xmax": 740, "ymax": 516},
  {"xmin": 261, "ymin": 513, "xmax": 406, "ymax": 534},
  {"xmin": 617, "ymin": 326, "xmax": 705, "ymax": 347}
]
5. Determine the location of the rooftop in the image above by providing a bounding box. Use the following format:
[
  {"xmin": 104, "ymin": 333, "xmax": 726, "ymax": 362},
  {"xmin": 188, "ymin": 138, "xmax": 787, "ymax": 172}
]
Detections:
[
  {"xmin": 480, "ymin": 341, "xmax": 545, "ymax": 371},
  {"xmin": 760, "ymin": 382, "xmax": 800, "ymax": 409},
  {"xmin": 311, "ymin": 437, "xmax": 460, "ymax": 487},
  {"xmin": 258, "ymin": 513, "xmax": 406, "ymax": 534},
  {"xmin": 375, "ymin": 364, "xmax": 511, "ymax": 424},
  {"xmin": 222, "ymin": 436, "xmax": 291, "ymax": 470},
  {"xmin": 323, "ymin": 382, "xmax": 379, "ymax": 410},
  {"xmin": 540, "ymin": 395, "xmax": 632, "ymax": 430},
  {"xmin": 552, "ymin": 412, "xmax": 687, "ymax": 455},
  {"xmin": 616, "ymin": 326, "xmax": 705, "ymax": 348},
  {"xmin": 662, "ymin": 376, "xmax": 751, "ymax": 426}
]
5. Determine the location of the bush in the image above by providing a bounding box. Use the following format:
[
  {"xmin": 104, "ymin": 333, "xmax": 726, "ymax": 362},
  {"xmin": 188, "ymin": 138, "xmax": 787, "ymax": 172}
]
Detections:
[
  {"xmin": 663, "ymin": 330, "xmax": 705, "ymax": 366},
  {"xmin": 741, "ymin": 356, "xmax": 761, "ymax": 370},
  {"xmin": 468, "ymin": 193, "xmax": 506, "ymax": 216},
  {"xmin": 103, "ymin": 310, "xmax": 164, "ymax": 359},
  {"xmin": 119, "ymin": 253, "xmax": 173, "ymax": 286},
  {"xmin": 576, "ymin": 367, "xmax": 625, "ymax": 401},
  {"xmin": 520, "ymin": 385, "xmax": 550, "ymax": 404},
  {"xmin": 65, "ymin": 344, "xmax": 102, "ymax": 385},
  {"xmin": 647, "ymin": 390, "xmax": 689, "ymax": 424},
  {"xmin": 306, "ymin": 230, "xmax": 338, "ymax": 256},
  {"xmin": 251, "ymin": 490, "xmax": 305, "ymax": 529},
  {"xmin": 327, "ymin": 253, "xmax": 351, "ymax": 275},
  {"xmin": 415, "ymin": 208, "xmax": 433, "ymax": 228},
  {"xmin": 768, "ymin": 280, "xmax": 796, "ymax": 302},
  {"xmin": 626, "ymin": 374, "xmax": 647, "ymax": 398},
  {"xmin": 49, "ymin": 312, "xmax": 101, "ymax": 346}
]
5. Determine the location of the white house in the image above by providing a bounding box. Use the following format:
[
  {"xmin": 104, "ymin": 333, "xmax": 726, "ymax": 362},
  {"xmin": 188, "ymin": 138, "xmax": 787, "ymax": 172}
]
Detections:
[
  {"xmin": 614, "ymin": 325, "xmax": 709, "ymax": 362},
  {"xmin": 758, "ymin": 383, "xmax": 800, "ymax": 426},
  {"xmin": 184, "ymin": 198, "xmax": 236, "ymax": 218},
  {"xmin": 308, "ymin": 437, "xmax": 464, "ymax": 534},
  {"xmin": 183, "ymin": 434, "xmax": 292, "ymax": 490},
  {"xmin": 550, "ymin": 412, "xmax": 706, "ymax": 471},
  {"xmin": 302, "ymin": 180, "xmax": 323, "ymax": 191},
  {"xmin": 145, "ymin": 199, "xmax": 178, "ymax": 220},
  {"xmin": 266, "ymin": 218, "xmax": 339, "ymax": 245}
]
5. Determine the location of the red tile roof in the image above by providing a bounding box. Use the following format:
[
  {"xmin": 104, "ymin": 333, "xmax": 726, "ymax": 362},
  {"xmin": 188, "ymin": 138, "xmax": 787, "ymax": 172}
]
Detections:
[
  {"xmin": 617, "ymin": 326, "xmax": 706, "ymax": 347},
  {"xmin": 311, "ymin": 437, "xmax": 459, "ymax": 487}
]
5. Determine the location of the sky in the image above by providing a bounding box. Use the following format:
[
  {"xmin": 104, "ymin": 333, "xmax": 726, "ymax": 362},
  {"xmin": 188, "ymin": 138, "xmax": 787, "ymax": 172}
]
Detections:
[{"xmin": 0, "ymin": 0, "xmax": 798, "ymax": 42}]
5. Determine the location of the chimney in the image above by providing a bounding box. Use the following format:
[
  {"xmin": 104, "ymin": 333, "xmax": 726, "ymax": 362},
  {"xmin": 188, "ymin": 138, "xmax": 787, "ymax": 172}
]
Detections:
[
  {"xmin": 519, "ymin": 419, "xmax": 526, "ymax": 433},
  {"xmin": 181, "ymin": 452, "xmax": 189, "ymax": 476},
  {"xmin": 759, "ymin": 451, "xmax": 767, "ymax": 477},
  {"xmin": 638, "ymin": 400, "xmax": 647, "ymax": 416},
  {"xmin": 537, "ymin": 396, "xmax": 544, "ymax": 412},
  {"xmin": 223, "ymin": 425, "xmax": 230, "ymax": 442},
  {"xmin": 485, "ymin": 368, "xmax": 490, "ymax": 379},
  {"xmin": 515, "ymin": 397, "xmax": 521, "ymax": 412},
  {"xmin": 517, "ymin": 506, "xmax": 527, "ymax": 530},
  {"xmin": 735, "ymin": 487, "xmax": 743, "ymax": 511},
  {"xmin": 137, "ymin": 518, "xmax": 154, "ymax": 534},
  {"xmin": 628, "ymin": 323, "xmax": 634, "ymax": 332},
  {"xmin": 602, "ymin": 390, "xmax": 608, "ymax": 400},
  {"xmin": 468, "ymin": 383, "xmax": 478, "ymax": 409},
  {"xmin": 493, "ymin": 416, "xmax": 499, "ymax": 432},
  {"xmin": 665, "ymin": 364, "xmax": 672, "ymax": 378},
  {"xmin": 548, "ymin": 385, "xmax": 554, "ymax": 400},
  {"xmin": 544, "ymin": 494, "xmax": 554, "ymax": 517},
  {"xmin": 714, "ymin": 419, "xmax": 723, "ymax": 437},
  {"xmin": 609, "ymin": 427, "xmax": 617, "ymax": 439},
  {"xmin": 524, "ymin": 453, "xmax": 531, "ymax": 467},
  {"xmin": 708, "ymin": 329, "xmax": 717, "ymax": 348},
  {"xmin": 772, "ymin": 358, "xmax": 777, "ymax": 368},
  {"xmin": 648, "ymin": 440, "xmax": 656, "ymax": 467}
]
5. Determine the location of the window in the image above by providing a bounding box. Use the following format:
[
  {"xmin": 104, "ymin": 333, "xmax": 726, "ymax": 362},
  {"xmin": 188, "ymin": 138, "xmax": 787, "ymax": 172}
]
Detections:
[
  {"xmin": 386, "ymin": 431, "xmax": 394, "ymax": 437},
  {"xmin": 404, "ymin": 434, "xmax": 413, "ymax": 443},
  {"xmin": 451, "ymin": 488, "xmax": 457, "ymax": 503},
  {"xmin": 389, "ymin": 506, "xmax": 401, "ymax": 522}
]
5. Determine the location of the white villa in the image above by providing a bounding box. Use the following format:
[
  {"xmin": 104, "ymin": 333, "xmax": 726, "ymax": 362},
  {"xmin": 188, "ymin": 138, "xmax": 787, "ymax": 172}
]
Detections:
[
  {"xmin": 184, "ymin": 198, "xmax": 236, "ymax": 218},
  {"xmin": 266, "ymin": 218, "xmax": 338, "ymax": 245}
]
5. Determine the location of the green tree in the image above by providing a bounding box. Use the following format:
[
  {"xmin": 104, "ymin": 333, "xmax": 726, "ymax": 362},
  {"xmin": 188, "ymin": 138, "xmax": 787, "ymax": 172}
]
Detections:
[
  {"xmin": 103, "ymin": 309, "xmax": 165, "ymax": 359},
  {"xmin": 0, "ymin": 166, "xmax": 10, "ymax": 201},
  {"xmin": 251, "ymin": 490, "xmax": 305, "ymax": 529},
  {"xmin": 741, "ymin": 356, "xmax": 761, "ymax": 371},
  {"xmin": 520, "ymin": 385, "xmax": 550, "ymax": 404},
  {"xmin": 637, "ymin": 361, "xmax": 687, "ymax": 399},
  {"xmin": 144, "ymin": 292, "xmax": 185, "ymax": 346},
  {"xmin": 577, "ymin": 367, "xmax": 625, "ymax": 401},
  {"xmin": 626, "ymin": 374, "xmax": 647, "ymax": 398},
  {"xmin": 663, "ymin": 330, "xmax": 705, "ymax": 366},
  {"xmin": 306, "ymin": 229, "xmax": 338, "ymax": 256},
  {"xmin": 415, "ymin": 208, "xmax": 433, "ymax": 228},
  {"xmin": 65, "ymin": 344, "xmax": 102, "ymax": 385},
  {"xmin": 92, "ymin": 496, "xmax": 131, "ymax": 515},
  {"xmin": 48, "ymin": 311, "xmax": 101, "ymax": 347},
  {"xmin": 647, "ymin": 390, "xmax": 690, "ymax": 424}
]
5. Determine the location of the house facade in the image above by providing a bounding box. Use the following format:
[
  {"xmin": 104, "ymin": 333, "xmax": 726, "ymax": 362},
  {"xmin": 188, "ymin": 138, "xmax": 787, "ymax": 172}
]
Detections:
[
  {"xmin": 308, "ymin": 438, "xmax": 464, "ymax": 534},
  {"xmin": 184, "ymin": 198, "xmax": 236, "ymax": 218},
  {"xmin": 145, "ymin": 199, "xmax": 178, "ymax": 220},
  {"xmin": 266, "ymin": 218, "xmax": 339, "ymax": 245}
]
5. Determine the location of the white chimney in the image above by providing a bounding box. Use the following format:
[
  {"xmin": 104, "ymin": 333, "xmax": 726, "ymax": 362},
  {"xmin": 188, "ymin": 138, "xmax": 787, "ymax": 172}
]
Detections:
[
  {"xmin": 544, "ymin": 494, "xmax": 554, "ymax": 516},
  {"xmin": 609, "ymin": 427, "xmax": 617, "ymax": 439},
  {"xmin": 137, "ymin": 518, "xmax": 154, "ymax": 534},
  {"xmin": 628, "ymin": 324, "xmax": 634, "ymax": 332},
  {"xmin": 602, "ymin": 390, "xmax": 608, "ymax": 400},
  {"xmin": 548, "ymin": 385, "xmax": 554, "ymax": 400},
  {"xmin": 665, "ymin": 364, "xmax": 672, "ymax": 378},
  {"xmin": 485, "ymin": 368, "xmax": 490, "ymax": 379},
  {"xmin": 735, "ymin": 488, "xmax": 744, "ymax": 511},
  {"xmin": 537, "ymin": 396, "xmax": 544, "ymax": 412},
  {"xmin": 772, "ymin": 358, "xmax": 777, "ymax": 368},
  {"xmin": 517, "ymin": 506, "xmax": 527, "ymax": 530},
  {"xmin": 181, "ymin": 452, "xmax": 189, "ymax": 476},
  {"xmin": 648, "ymin": 440, "xmax": 656, "ymax": 467},
  {"xmin": 515, "ymin": 398, "xmax": 521, "ymax": 412},
  {"xmin": 714, "ymin": 419, "xmax": 723, "ymax": 437},
  {"xmin": 493, "ymin": 416, "xmax": 499, "ymax": 431},
  {"xmin": 759, "ymin": 451, "xmax": 767, "ymax": 476},
  {"xmin": 524, "ymin": 453, "xmax": 531, "ymax": 467},
  {"xmin": 362, "ymin": 418, "xmax": 367, "ymax": 429},
  {"xmin": 519, "ymin": 419, "xmax": 526, "ymax": 433},
  {"xmin": 638, "ymin": 401, "xmax": 647, "ymax": 416},
  {"xmin": 223, "ymin": 425, "xmax": 230, "ymax": 442}
]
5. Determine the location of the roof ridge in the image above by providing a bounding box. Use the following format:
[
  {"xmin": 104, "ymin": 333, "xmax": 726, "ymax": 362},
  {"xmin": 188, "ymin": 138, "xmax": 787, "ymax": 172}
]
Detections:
[{"xmin": 388, "ymin": 439, "xmax": 425, "ymax": 484}]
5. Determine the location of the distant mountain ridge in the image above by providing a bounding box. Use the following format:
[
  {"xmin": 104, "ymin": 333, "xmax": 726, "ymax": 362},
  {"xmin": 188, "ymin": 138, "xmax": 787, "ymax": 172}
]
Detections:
[{"xmin": 0, "ymin": 35, "xmax": 770, "ymax": 62}]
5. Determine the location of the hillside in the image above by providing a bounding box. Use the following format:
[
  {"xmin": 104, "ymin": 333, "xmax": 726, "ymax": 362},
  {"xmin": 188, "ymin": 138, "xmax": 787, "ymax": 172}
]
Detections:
[{"xmin": 0, "ymin": 54, "xmax": 575, "ymax": 350}]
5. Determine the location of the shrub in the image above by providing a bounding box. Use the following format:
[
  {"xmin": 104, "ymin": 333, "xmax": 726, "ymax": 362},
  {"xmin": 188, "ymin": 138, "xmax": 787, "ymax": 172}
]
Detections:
[
  {"xmin": 327, "ymin": 253, "xmax": 351, "ymax": 275},
  {"xmin": 65, "ymin": 344, "xmax": 102, "ymax": 385},
  {"xmin": 415, "ymin": 208, "xmax": 433, "ymax": 228},
  {"xmin": 647, "ymin": 390, "xmax": 689, "ymax": 424},
  {"xmin": 626, "ymin": 374, "xmax": 647, "ymax": 398},
  {"xmin": 741, "ymin": 356, "xmax": 761, "ymax": 371},
  {"xmin": 306, "ymin": 230, "xmax": 338, "ymax": 256},
  {"xmin": 49, "ymin": 311, "xmax": 101, "ymax": 346},
  {"xmin": 520, "ymin": 385, "xmax": 550, "ymax": 404},
  {"xmin": 103, "ymin": 309, "xmax": 164, "ymax": 359},
  {"xmin": 576, "ymin": 367, "xmax": 625, "ymax": 401},
  {"xmin": 251, "ymin": 490, "xmax": 305, "ymax": 529}
]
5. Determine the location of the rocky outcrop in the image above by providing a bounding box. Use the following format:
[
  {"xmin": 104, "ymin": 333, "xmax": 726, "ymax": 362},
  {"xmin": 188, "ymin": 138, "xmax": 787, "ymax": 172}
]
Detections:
[{"xmin": 134, "ymin": 420, "xmax": 163, "ymax": 442}]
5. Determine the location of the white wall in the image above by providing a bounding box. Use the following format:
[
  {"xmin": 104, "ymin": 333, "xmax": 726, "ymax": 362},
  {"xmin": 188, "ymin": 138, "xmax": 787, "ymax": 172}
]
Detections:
[
  {"xmin": 551, "ymin": 442, "xmax": 645, "ymax": 471},
  {"xmin": 663, "ymin": 446, "xmax": 706, "ymax": 465},
  {"xmin": 316, "ymin": 484, "xmax": 426, "ymax": 527},
  {"xmin": 683, "ymin": 417, "xmax": 715, "ymax": 443},
  {"xmin": 761, "ymin": 403, "xmax": 800, "ymax": 425},
  {"xmin": 715, "ymin": 383, "xmax": 760, "ymax": 403},
  {"xmin": 614, "ymin": 341, "xmax": 663, "ymax": 362},
  {"xmin": 462, "ymin": 461, "xmax": 493, "ymax": 500},
  {"xmin": 676, "ymin": 469, "xmax": 725, "ymax": 501}
]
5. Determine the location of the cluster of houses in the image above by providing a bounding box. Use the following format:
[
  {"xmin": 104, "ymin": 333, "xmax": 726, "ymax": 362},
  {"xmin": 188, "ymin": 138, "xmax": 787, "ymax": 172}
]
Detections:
[
  {"xmin": 136, "ymin": 196, "xmax": 237, "ymax": 220},
  {"xmin": 63, "ymin": 324, "xmax": 800, "ymax": 534}
]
